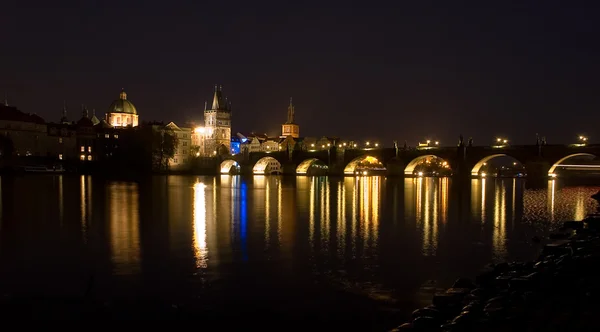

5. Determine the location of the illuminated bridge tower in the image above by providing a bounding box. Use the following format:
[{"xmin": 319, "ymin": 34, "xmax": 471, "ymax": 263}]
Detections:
[
  {"xmin": 204, "ymin": 85, "xmax": 232, "ymax": 155},
  {"xmin": 281, "ymin": 98, "xmax": 299, "ymax": 138}
]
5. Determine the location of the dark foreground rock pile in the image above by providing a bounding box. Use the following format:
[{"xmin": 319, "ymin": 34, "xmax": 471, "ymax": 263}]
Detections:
[{"xmin": 391, "ymin": 216, "xmax": 600, "ymax": 331}]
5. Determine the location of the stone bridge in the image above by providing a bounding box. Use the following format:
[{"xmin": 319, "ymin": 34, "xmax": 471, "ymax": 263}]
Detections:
[{"xmin": 216, "ymin": 144, "xmax": 600, "ymax": 180}]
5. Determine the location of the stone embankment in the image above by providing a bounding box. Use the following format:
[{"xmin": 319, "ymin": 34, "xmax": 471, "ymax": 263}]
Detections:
[{"xmin": 391, "ymin": 216, "xmax": 600, "ymax": 331}]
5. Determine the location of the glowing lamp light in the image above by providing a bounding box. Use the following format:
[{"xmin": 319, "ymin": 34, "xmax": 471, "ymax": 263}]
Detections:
[
  {"xmin": 435, "ymin": 141, "xmax": 439, "ymax": 145},
  {"xmin": 353, "ymin": 144, "xmax": 357, "ymax": 147},
  {"xmin": 481, "ymin": 172, "xmax": 487, "ymax": 177},
  {"xmin": 375, "ymin": 143, "xmax": 379, "ymax": 147},
  {"xmin": 549, "ymin": 173, "xmax": 557, "ymax": 178},
  {"xmin": 194, "ymin": 127, "xmax": 205, "ymax": 134},
  {"xmin": 418, "ymin": 171, "xmax": 424, "ymax": 177},
  {"xmin": 311, "ymin": 143, "xmax": 315, "ymax": 147},
  {"xmin": 362, "ymin": 171, "xmax": 368, "ymax": 175}
]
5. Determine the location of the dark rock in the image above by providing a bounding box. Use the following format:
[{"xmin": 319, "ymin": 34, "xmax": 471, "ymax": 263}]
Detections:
[
  {"xmin": 452, "ymin": 278, "xmax": 475, "ymax": 289},
  {"xmin": 494, "ymin": 262, "xmax": 509, "ymax": 273},
  {"xmin": 494, "ymin": 275, "xmax": 512, "ymax": 289},
  {"xmin": 563, "ymin": 221, "xmax": 583, "ymax": 230},
  {"xmin": 412, "ymin": 307, "xmax": 441, "ymax": 319},
  {"xmin": 433, "ymin": 292, "xmax": 462, "ymax": 307},
  {"xmin": 550, "ymin": 233, "xmax": 570, "ymax": 240},
  {"xmin": 476, "ymin": 269, "xmax": 496, "ymax": 286},
  {"xmin": 412, "ymin": 316, "xmax": 441, "ymax": 329},
  {"xmin": 390, "ymin": 323, "xmax": 414, "ymax": 330}
]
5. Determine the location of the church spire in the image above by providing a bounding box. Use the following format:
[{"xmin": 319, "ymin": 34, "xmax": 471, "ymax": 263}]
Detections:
[
  {"xmin": 60, "ymin": 101, "xmax": 68, "ymax": 123},
  {"xmin": 286, "ymin": 97, "xmax": 295, "ymax": 124},
  {"xmin": 211, "ymin": 84, "xmax": 226, "ymax": 110},
  {"xmin": 81, "ymin": 104, "xmax": 89, "ymax": 118},
  {"xmin": 3, "ymin": 92, "xmax": 8, "ymax": 106}
]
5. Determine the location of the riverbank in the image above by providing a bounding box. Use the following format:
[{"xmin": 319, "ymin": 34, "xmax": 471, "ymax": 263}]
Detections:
[{"xmin": 391, "ymin": 216, "xmax": 600, "ymax": 331}]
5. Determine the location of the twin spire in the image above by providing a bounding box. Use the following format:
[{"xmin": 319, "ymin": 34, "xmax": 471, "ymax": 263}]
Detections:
[{"xmin": 208, "ymin": 84, "xmax": 231, "ymax": 111}]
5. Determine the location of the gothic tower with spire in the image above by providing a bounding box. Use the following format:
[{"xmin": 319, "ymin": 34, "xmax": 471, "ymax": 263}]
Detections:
[
  {"xmin": 281, "ymin": 98, "xmax": 299, "ymax": 138},
  {"xmin": 204, "ymin": 85, "xmax": 232, "ymax": 155}
]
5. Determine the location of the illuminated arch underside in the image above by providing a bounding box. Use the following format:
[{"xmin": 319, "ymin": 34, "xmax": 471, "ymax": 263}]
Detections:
[
  {"xmin": 296, "ymin": 158, "xmax": 327, "ymax": 174},
  {"xmin": 253, "ymin": 157, "xmax": 281, "ymax": 174},
  {"xmin": 548, "ymin": 153, "xmax": 597, "ymax": 175},
  {"xmin": 404, "ymin": 154, "xmax": 445, "ymax": 175},
  {"xmin": 220, "ymin": 160, "xmax": 238, "ymax": 174},
  {"xmin": 344, "ymin": 156, "xmax": 385, "ymax": 175},
  {"xmin": 471, "ymin": 154, "xmax": 522, "ymax": 176}
]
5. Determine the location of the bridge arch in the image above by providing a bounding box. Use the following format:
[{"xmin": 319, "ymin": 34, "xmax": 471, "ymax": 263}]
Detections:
[
  {"xmin": 404, "ymin": 154, "xmax": 450, "ymax": 176},
  {"xmin": 471, "ymin": 154, "xmax": 524, "ymax": 176},
  {"xmin": 220, "ymin": 159, "xmax": 239, "ymax": 174},
  {"xmin": 548, "ymin": 153, "xmax": 598, "ymax": 176},
  {"xmin": 296, "ymin": 158, "xmax": 328, "ymax": 175},
  {"xmin": 253, "ymin": 156, "xmax": 282, "ymax": 175},
  {"xmin": 343, "ymin": 155, "xmax": 386, "ymax": 175}
]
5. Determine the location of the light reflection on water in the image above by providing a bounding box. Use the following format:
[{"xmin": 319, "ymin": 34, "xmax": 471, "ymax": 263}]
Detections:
[{"xmin": 0, "ymin": 175, "xmax": 599, "ymax": 325}]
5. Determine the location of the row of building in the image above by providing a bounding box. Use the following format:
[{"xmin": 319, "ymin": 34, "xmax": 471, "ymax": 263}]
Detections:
[{"xmin": 0, "ymin": 86, "xmax": 365, "ymax": 171}]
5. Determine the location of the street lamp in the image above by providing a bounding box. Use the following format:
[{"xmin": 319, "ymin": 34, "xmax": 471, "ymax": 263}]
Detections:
[
  {"xmin": 579, "ymin": 135, "xmax": 588, "ymax": 144},
  {"xmin": 435, "ymin": 141, "xmax": 439, "ymax": 146},
  {"xmin": 374, "ymin": 143, "xmax": 379, "ymax": 147},
  {"xmin": 495, "ymin": 137, "xmax": 508, "ymax": 146},
  {"xmin": 366, "ymin": 141, "xmax": 370, "ymax": 146}
]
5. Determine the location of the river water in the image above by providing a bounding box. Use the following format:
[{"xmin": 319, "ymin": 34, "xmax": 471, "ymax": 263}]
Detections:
[{"xmin": 0, "ymin": 175, "xmax": 597, "ymax": 327}]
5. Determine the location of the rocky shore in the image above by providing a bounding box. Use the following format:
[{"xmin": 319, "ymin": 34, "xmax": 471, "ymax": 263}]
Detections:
[{"xmin": 391, "ymin": 216, "xmax": 600, "ymax": 331}]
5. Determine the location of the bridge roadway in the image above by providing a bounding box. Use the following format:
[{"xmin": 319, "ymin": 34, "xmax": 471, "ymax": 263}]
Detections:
[{"xmin": 213, "ymin": 144, "xmax": 600, "ymax": 180}]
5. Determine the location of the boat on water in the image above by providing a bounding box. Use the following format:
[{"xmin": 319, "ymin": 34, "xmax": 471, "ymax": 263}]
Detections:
[{"xmin": 21, "ymin": 165, "xmax": 65, "ymax": 173}]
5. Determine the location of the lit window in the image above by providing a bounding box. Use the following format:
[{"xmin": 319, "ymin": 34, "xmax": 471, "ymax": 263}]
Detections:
[
  {"xmin": 58, "ymin": 154, "xmax": 63, "ymax": 160},
  {"xmin": 114, "ymin": 134, "xmax": 118, "ymax": 139},
  {"xmin": 87, "ymin": 155, "xmax": 92, "ymax": 161},
  {"xmin": 174, "ymin": 158, "xmax": 178, "ymax": 163},
  {"xmin": 88, "ymin": 146, "xmax": 92, "ymax": 153},
  {"xmin": 58, "ymin": 137, "xmax": 63, "ymax": 144},
  {"xmin": 80, "ymin": 146, "xmax": 84, "ymax": 152},
  {"xmin": 105, "ymin": 134, "xmax": 110, "ymax": 138},
  {"xmin": 80, "ymin": 154, "xmax": 85, "ymax": 160}
]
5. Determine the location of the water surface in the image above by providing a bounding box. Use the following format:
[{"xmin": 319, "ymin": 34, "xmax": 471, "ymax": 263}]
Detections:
[{"xmin": 0, "ymin": 175, "xmax": 597, "ymax": 327}]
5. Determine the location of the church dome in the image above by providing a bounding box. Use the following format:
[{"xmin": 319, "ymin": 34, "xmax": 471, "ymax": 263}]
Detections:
[{"xmin": 108, "ymin": 89, "xmax": 137, "ymax": 115}]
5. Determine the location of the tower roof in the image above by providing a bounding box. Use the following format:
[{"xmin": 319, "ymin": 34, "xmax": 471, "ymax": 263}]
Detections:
[
  {"xmin": 210, "ymin": 85, "xmax": 229, "ymax": 111},
  {"xmin": 108, "ymin": 88, "xmax": 137, "ymax": 115}
]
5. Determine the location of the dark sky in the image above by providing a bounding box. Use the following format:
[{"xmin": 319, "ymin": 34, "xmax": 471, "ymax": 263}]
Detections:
[{"xmin": 1, "ymin": 0, "xmax": 599, "ymax": 146}]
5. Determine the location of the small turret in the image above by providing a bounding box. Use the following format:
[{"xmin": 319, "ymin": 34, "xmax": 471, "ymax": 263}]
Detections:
[{"xmin": 60, "ymin": 101, "xmax": 69, "ymax": 124}]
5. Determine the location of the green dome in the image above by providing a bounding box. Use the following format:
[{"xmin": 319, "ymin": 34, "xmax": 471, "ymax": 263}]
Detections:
[{"xmin": 108, "ymin": 89, "xmax": 137, "ymax": 115}]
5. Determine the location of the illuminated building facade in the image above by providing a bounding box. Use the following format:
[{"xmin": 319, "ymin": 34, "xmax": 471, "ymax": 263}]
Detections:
[
  {"xmin": 281, "ymin": 98, "xmax": 299, "ymax": 138},
  {"xmin": 204, "ymin": 85, "xmax": 231, "ymax": 155},
  {"xmin": 230, "ymin": 136, "xmax": 241, "ymax": 155},
  {"xmin": 106, "ymin": 89, "xmax": 139, "ymax": 128},
  {"xmin": 0, "ymin": 102, "xmax": 47, "ymax": 157},
  {"xmin": 165, "ymin": 122, "xmax": 192, "ymax": 170}
]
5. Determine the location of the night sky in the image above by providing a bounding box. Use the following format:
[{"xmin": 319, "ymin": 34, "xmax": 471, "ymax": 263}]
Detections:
[{"xmin": 1, "ymin": 0, "xmax": 598, "ymax": 145}]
